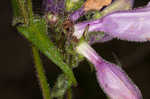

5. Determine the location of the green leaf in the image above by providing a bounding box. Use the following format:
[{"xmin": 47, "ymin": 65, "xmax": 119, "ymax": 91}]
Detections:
[{"xmin": 17, "ymin": 18, "xmax": 77, "ymax": 85}]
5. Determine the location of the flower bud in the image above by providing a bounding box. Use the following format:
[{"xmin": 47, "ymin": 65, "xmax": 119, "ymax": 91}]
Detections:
[
  {"xmin": 76, "ymin": 42, "xmax": 142, "ymax": 99},
  {"xmin": 43, "ymin": 0, "xmax": 65, "ymax": 14}
]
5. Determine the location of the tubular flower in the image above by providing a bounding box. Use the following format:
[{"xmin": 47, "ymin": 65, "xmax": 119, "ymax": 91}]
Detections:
[
  {"xmin": 73, "ymin": 2, "xmax": 150, "ymax": 42},
  {"xmin": 88, "ymin": 0, "xmax": 134, "ymax": 44},
  {"xmin": 76, "ymin": 42, "xmax": 142, "ymax": 99}
]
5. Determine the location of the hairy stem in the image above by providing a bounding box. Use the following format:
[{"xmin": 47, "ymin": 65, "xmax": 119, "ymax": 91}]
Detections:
[
  {"xmin": 32, "ymin": 46, "xmax": 52, "ymax": 99},
  {"xmin": 27, "ymin": 0, "xmax": 34, "ymax": 21},
  {"xmin": 17, "ymin": 0, "xmax": 28, "ymax": 24},
  {"xmin": 67, "ymin": 88, "xmax": 72, "ymax": 99}
]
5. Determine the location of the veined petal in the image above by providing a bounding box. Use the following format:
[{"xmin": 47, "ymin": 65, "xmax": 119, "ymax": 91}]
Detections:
[{"xmin": 76, "ymin": 42, "xmax": 142, "ymax": 99}]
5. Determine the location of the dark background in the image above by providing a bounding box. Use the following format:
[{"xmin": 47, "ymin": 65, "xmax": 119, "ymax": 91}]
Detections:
[{"xmin": 1, "ymin": 0, "xmax": 150, "ymax": 99}]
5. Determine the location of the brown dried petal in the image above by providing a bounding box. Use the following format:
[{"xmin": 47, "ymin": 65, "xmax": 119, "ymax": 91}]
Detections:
[{"xmin": 84, "ymin": 0, "xmax": 112, "ymax": 11}]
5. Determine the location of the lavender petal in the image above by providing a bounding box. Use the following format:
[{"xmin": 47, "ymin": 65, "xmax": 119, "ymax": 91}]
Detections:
[
  {"xmin": 74, "ymin": 2, "xmax": 150, "ymax": 42},
  {"xmin": 90, "ymin": 0, "xmax": 135, "ymax": 44},
  {"xmin": 101, "ymin": 3, "xmax": 150, "ymax": 42},
  {"xmin": 76, "ymin": 42, "xmax": 142, "ymax": 99}
]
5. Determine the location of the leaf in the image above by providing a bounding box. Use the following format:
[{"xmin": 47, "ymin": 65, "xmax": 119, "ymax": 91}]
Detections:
[{"xmin": 17, "ymin": 18, "xmax": 77, "ymax": 85}]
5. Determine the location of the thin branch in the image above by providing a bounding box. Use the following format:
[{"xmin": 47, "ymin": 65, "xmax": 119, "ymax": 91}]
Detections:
[
  {"xmin": 32, "ymin": 46, "xmax": 52, "ymax": 99},
  {"xmin": 17, "ymin": 0, "xmax": 29, "ymax": 24}
]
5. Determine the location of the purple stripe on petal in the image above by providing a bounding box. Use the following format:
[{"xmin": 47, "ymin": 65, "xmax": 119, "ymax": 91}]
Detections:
[{"xmin": 76, "ymin": 42, "xmax": 142, "ymax": 99}]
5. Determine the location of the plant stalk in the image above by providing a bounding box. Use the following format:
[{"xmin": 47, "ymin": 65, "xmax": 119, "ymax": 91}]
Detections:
[{"xmin": 32, "ymin": 46, "xmax": 52, "ymax": 99}]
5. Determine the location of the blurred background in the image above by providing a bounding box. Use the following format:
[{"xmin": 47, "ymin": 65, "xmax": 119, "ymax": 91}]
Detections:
[{"xmin": 1, "ymin": 0, "xmax": 150, "ymax": 99}]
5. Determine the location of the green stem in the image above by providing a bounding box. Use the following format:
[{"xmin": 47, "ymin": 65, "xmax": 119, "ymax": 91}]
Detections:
[
  {"xmin": 27, "ymin": 0, "xmax": 34, "ymax": 21},
  {"xmin": 17, "ymin": 0, "xmax": 29, "ymax": 24},
  {"xmin": 67, "ymin": 88, "xmax": 72, "ymax": 99},
  {"xmin": 32, "ymin": 46, "xmax": 52, "ymax": 99}
]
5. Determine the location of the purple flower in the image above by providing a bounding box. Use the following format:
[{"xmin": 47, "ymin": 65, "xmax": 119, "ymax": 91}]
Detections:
[
  {"xmin": 76, "ymin": 42, "xmax": 142, "ymax": 99},
  {"xmin": 43, "ymin": 0, "xmax": 65, "ymax": 14},
  {"xmin": 73, "ymin": 2, "xmax": 150, "ymax": 42}
]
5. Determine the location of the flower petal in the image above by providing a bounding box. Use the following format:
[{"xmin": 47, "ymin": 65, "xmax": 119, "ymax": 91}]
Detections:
[
  {"xmin": 76, "ymin": 42, "xmax": 142, "ymax": 99},
  {"xmin": 73, "ymin": 2, "xmax": 150, "ymax": 42}
]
